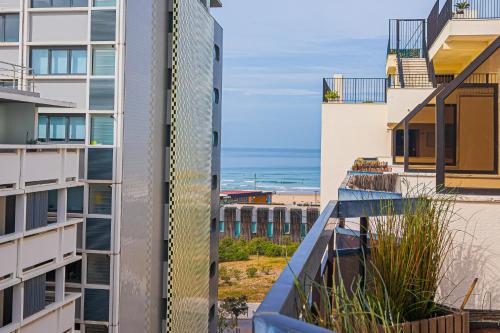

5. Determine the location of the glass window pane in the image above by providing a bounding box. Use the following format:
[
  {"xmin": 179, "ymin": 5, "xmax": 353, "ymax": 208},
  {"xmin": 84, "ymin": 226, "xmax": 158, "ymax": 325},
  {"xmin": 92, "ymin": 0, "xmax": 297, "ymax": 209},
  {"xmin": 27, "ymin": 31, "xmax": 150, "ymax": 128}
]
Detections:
[
  {"xmin": 93, "ymin": 0, "xmax": 115, "ymax": 6},
  {"xmin": 88, "ymin": 148, "xmax": 113, "ymax": 180},
  {"xmin": 85, "ymin": 218, "xmax": 111, "ymax": 250},
  {"xmin": 91, "ymin": 115, "xmax": 114, "ymax": 145},
  {"xmin": 86, "ymin": 254, "xmax": 110, "ymax": 285},
  {"xmin": 71, "ymin": 49, "xmax": 87, "ymax": 74},
  {"xmin": 72, "ymin": 0, "xmax": 88, "ymax": 6},
  {"xmin": 67, "ymin": 186, "xmax": 84, "ymax": 214},
  {"xmin": 49, "ymin": 116, "xmax": 66, "ymax": 141},
  {"xmin": 69, "ymin": 116, "xmax": 85, "ymax": 141},
  {"xmin": 92, "ymin": 47, "xmax": 115, "ymax": 75},
  {"xmin": 32, "ymin": 49, "xmax": 49, "ymax": 75},
  {"xmin": 89, "ymin": 79, "xmax": 114, "ymax": 110},
  {"xmin": 267, "ymin": 223, "xmax": 273, "ymax": 238},
  {"xmin": 4, "ymin": 15, "xmax": 19, "ymax": 42},
  {"xmin": 234, "ymin": 221, "xmax": 241, "ymax": 238},
  {"xmin": 84, "ymin": 289, "xmax": 109, "ymax": 321},
  {"xmin": 51, "ymin": 50, "xmax": 69, "ymax": 75},
  {"xmin": 251, "ymin": 222, "xmax": 257, "ymax": 234},
  {"xmin": 284, "ymin": 223, "xmax": 290, "ymax": 234},
  {"xmin": 38, "ymin": 115, "xmax": 48, "ymax": 141},
  {"xmin": 32, "ymin": 0, "xmax": 51, "ymax": 8},
  {"xmin": 52, "ymin": 0, "xmax": 71, "ymax": 6},
  {"xmin": 91, "ymin": 10, "xmax": 116, "ymax": 41},
  {"xmin": 219, "ymin": 221, "xmax": 224, "ymax": 233},
  {"xmin": 88, "ymin": 184, "xmax": 112, "ymax": 215},
  {"xmin": 66, "ymin": 260, "xmax": 82, "ymax": 283}
]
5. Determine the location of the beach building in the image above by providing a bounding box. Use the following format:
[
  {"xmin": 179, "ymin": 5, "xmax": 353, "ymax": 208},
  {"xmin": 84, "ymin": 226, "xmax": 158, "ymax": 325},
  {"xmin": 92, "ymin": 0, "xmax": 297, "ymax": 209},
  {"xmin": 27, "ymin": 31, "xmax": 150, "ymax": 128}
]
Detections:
[
  {"xmin": 220, "ymin": 190, "xmax": 273, "ymax": 204},
  {"xmin": 254, "ymin": 1, "xmax": 500, "ymax": 332},
  {"xmin": 0, "ymin": 0, "xmax": 222, "ymax": 332},
  {"xmin": 219, "ymin": 205, "xmax": 319, "ymax": 243}
]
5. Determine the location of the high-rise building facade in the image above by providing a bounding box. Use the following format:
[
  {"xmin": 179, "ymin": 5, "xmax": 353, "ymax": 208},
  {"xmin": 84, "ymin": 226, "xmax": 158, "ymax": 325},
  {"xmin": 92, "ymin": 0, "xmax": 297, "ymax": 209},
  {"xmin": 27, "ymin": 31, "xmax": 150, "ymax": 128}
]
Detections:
[{"xmin": 0, "ymin": 0, "xmax": 222, "ymax": 332}]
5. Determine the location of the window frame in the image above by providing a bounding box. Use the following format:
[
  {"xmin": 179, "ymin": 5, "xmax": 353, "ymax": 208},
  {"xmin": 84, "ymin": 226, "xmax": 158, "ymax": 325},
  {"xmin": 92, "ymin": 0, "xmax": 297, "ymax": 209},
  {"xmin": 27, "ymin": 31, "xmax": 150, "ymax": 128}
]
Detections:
[
  {"xmin": 38, "ymin": 114, "xmax": 86, "ymax": 143},
  {"xmin": 30, "ymin": 47, "xmax": 87, "ymax": 76},
  {"xmin": 31, "ymin": 0, "xmax": 88, "ymax": 8},
  {"xmin": 0, "ymin": 14, "xmax": 19, "ymax": 43}
]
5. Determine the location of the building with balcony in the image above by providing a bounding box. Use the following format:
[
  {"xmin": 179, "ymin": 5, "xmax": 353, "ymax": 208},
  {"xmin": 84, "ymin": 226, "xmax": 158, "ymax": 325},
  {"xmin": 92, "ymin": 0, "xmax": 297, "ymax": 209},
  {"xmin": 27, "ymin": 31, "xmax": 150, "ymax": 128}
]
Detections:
[
  {"xmin": 254, "ymin": 1, "xmax": 500, "ymax": 332},
  {"xmin": 0, "ymin": 0, "xmax": 223, "ymax": 332},
  {"xmin": 0, "ymin": 87, "xmax": 83, "ymax": 332}
]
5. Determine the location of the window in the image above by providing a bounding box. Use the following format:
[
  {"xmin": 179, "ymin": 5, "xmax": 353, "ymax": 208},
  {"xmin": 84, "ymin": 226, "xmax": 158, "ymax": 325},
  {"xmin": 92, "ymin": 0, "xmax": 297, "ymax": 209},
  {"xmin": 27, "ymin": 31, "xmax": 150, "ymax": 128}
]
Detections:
[
  {"xmin": 85, "ymin": 325, "xmax": 109, "ymax": 333},
  {"xmin": 211, "ymin": 175, "xmax": 218, "ymax": 190},
  {"xmin": 213, "ymin": 88, "xmax": 220, "ymax": 105},
  {"xmin": 91, "ymin": 10, "xmax": 116, "ymax": 41},
  {"xmin": 214, "ymin": 44, "xmax": 220, "ymax": 62},
  {"xmin": 284, "ymin": 223, "xmax": 290, "ymax": 234},
  {"xmin": 91, "ymin": 115, "xmax": 114, "ymax": 145},
  {"xmin": 212, "ymin": 131, "xmax": 219, "ymax": 147},
  {"xmin": 87, "ymin": 148, "xmax": 113, "ymax": 180},
  {"xmin": 85, "ymin": 218, "xmax": 111, "ymax": 250},
  {"xmin": 86, "ymin": 254, "xmax": 110, "ymax": 285},
  {"xmin": 88, "ymin": 184, "xmax": 112, "ymax": 215},
  {"xmin": 219, "ymin": 221, "xmax": 224, "ymax": 233},
  {"xmin": 32, "ymin": 0, "xmax": 88, "ymax": 7},
  {"xmin": 84, "ymin": 289, "xmax": 109, "ymax": 321},
  {"xmin": 92, "ymin": 46, "xmax": 115, "ymax": 76},
  {"xmin": 67, "ymin": 186, "xmax": 84, "ymax": 214},
  {"xmin": 0, "ymin": 14, "xmax": 19, "ymax": 42},
  {"xmin": 89, "ymin": 79, "xmax": 115, "ymax": 110},
  {"xmin": 37, "ymin": 115, "xmax": 85, "ymax": 142},
  {"xmin": 31, "ymin": 48, "xmax": 87, "ymax": 75},
  {"xmin": 66, "ymin": 261, "xmax": 82, "ymax": 283},
  {"xmin": 211, "ymin": 218, "xmax": 216, "ymax": 232},
  {"xmin": 93, "ymin": 0, "xmax": 115, "ymax": 6}
]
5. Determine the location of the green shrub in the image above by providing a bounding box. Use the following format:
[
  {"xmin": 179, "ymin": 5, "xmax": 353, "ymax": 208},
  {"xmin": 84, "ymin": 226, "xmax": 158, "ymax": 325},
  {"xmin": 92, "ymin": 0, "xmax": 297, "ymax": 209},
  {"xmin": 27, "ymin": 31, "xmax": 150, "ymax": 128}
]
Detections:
[
  {"xmin": 246, "ymin": 266, "xmax": 257, "ymax": 278},
  {"xmin": 219, "ymin": 266, "xmax": 231, "ymax": 284},
  {"xmin": 219, "ymin": 237, "xmax": 249, "ymax": 262},
  {"xmin": 231, "ymin": 269, "xmax": 242, "ymax": 281}
]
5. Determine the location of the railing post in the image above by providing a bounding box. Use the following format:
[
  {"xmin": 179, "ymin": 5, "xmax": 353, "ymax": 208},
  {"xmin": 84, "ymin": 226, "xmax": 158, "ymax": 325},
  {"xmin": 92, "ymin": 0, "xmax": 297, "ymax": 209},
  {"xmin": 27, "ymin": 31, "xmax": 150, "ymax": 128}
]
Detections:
[
  {"xmin": 404, "ymin": 120, "xmax": 409, "ymax": 172},
  {"xmin": 359, "ymin": 216, "xmax": 369, "ymax": 288}
]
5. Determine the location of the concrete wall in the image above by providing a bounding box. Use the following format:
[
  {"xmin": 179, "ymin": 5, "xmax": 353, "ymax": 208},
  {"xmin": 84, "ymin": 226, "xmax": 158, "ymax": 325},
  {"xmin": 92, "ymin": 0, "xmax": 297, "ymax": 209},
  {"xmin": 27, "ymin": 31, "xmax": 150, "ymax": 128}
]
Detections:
[
  {"xmin": 320, "ymin": 103, "xmax": 390, "ymax": 209},
  {"xmin": 387, "ymin": 88, "xmax": 435, "ymax": 124},
  {"xmin": 0, "ymin": 102, "xmax": 35, "ymax": 144}
]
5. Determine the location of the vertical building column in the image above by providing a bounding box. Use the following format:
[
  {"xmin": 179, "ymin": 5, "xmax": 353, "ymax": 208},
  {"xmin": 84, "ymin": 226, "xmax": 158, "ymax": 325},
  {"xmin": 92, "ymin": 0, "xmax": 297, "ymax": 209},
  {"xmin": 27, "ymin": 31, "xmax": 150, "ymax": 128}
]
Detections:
[
  {"xmin": 235, "ymin": 207, "xmax": 241, "ymax": 238},
  {"xmin": 268, "ymin": 208, "xmax": 273, "ymax": 239},
  {"xmin": 219, "ymin": 206, "xmax": 225, "ymax": 235},
  {"xmin": 12, "ymin": 283, "xmax": 23, "ymax": 325},
  {"xmin": 55, "ymin": 267, "xmax": 65, "ymax": 303},
  {"xmin": 57, "ymin": 188, "xmax": 67, "ymax": 224}
]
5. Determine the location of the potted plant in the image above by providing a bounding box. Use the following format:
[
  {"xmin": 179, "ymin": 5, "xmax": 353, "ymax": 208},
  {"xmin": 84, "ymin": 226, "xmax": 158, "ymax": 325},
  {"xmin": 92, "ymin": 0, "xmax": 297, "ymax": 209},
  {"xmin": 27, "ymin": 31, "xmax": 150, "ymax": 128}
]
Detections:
[
  {"xmin": 325, "ymin": 90, "xmax": 340, "ymax": 102},
  {"xmin": 454, "ymin": 1, "xmax": 470, "ymax": 15}
]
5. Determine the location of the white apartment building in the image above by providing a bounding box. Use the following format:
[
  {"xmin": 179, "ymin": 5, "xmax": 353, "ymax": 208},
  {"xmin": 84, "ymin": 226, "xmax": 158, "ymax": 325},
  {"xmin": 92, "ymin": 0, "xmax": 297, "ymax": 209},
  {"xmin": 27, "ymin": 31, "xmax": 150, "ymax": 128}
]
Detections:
[
  {"xmin": 0, "ymin": 0, "xmax": 223, "ymax": 332},
  {"xmin": 321, "ymin": 0, "xmax": 500, "ymax": 313}
]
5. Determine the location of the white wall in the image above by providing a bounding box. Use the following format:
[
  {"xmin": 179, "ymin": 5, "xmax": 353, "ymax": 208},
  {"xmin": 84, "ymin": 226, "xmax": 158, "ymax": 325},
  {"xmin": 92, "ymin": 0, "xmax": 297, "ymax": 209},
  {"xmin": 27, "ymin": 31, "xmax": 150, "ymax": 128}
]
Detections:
[
  {"xmin": 320, "ymin": 103, "xmax": 390, "ymax": 209},
  {"xmin": 0, "ymin": 102, "xmax": 35, "ymax": 144},
  {"xmin": 30, "ymin": 12, "xmax": 88, "ymax": 43},
  {"xmin": 387, "ymin": 88, "xmax": 435, "ymax": 124},
  {"xmin": 439, "ymin": 199, "xmax": 500, "ymax": 310}
]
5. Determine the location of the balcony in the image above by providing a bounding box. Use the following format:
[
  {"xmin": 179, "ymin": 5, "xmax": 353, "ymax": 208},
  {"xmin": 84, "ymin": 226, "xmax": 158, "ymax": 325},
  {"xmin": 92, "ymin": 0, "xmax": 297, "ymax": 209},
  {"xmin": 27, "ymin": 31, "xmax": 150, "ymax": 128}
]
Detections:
[
  {"xmin": 0, "ymin": 145, "xmax": 83, "ymax": 194},
  {"xmin": 427, "ymin": 0, "xmax": 500, "ymax": 74},
  {"xmin": 0, "ymin": 218, "xmax": 81, "ymax": 289},
  {"xmin": 322, "ymin": 77, "xmax": 387, "ymax": 103},
  {"xmin": 254, "ymin": 198, "xmax": 418, "ymax": 332}
]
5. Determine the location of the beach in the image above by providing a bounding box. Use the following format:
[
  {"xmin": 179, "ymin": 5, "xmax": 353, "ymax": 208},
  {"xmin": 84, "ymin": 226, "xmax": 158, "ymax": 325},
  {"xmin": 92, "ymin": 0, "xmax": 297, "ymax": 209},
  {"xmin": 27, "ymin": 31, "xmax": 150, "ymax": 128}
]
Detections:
[{"xmin": 272, "ymin": 192, "xmax": 320, "ymax": 206}]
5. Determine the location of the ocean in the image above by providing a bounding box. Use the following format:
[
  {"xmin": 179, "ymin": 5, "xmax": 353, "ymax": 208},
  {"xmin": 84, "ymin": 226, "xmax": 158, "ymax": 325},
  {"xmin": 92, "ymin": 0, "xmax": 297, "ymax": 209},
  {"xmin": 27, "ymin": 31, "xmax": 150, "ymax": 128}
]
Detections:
[{"xmin": 221, "ymin": 147, "xmax": 320, "ymax": 194}]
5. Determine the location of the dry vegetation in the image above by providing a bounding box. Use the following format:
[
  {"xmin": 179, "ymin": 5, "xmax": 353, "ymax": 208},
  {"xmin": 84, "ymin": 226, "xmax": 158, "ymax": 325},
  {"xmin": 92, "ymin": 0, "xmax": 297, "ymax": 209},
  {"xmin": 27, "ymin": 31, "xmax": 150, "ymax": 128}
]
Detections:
[{"xmin": 218, "ymin": 256, "xmax": 288, "ymax": 302}]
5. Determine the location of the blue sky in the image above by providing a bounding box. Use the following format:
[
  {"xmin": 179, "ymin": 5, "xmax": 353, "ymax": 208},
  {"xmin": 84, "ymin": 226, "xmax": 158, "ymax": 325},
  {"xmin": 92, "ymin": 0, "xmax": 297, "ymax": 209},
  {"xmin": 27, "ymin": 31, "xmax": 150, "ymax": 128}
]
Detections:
[{"xmin": 212, "ymin": 0, "xmax": 437, "ymax": 150}]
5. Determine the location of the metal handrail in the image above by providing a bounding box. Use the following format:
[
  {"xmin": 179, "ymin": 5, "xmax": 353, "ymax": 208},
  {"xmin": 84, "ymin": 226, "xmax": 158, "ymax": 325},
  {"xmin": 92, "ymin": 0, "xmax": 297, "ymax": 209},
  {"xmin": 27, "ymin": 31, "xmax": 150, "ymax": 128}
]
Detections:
[
  {"xmin": 253, "ymin": 198, "xmax": 417, "ymax": 333},
  {"xmin": 0, "ymin": 60, "xmax": 36, "ymax": 92}
]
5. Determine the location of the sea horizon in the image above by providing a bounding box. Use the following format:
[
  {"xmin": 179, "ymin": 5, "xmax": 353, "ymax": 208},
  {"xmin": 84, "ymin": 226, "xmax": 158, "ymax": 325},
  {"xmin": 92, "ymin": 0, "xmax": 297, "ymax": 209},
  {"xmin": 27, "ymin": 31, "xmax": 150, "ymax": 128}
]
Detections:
[{"xmin": 221, "ymin": 146, "xmax": 321, "ymax": 194}]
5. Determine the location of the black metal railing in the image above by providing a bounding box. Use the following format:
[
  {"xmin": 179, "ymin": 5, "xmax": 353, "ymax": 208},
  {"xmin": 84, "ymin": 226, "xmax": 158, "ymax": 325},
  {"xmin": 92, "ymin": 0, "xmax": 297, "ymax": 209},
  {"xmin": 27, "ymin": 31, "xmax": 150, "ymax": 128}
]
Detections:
[
  {"xmin": 323, "ymin": 78, "xmax": 387, "ymax": 103},
  {"xmin": 388, "ymin": 74, "xmax": 434, "ymax": 88},
  {"xmin": 429, "ymin": 0, "xmax": 500, "ymax": 49},
  {"xmin": 253, "ymin": 198, "xmax": 416, "ymax": 333},
  {"xmin": 387, "ymin": 19, "xmax": 426, "ymax": 59}
]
